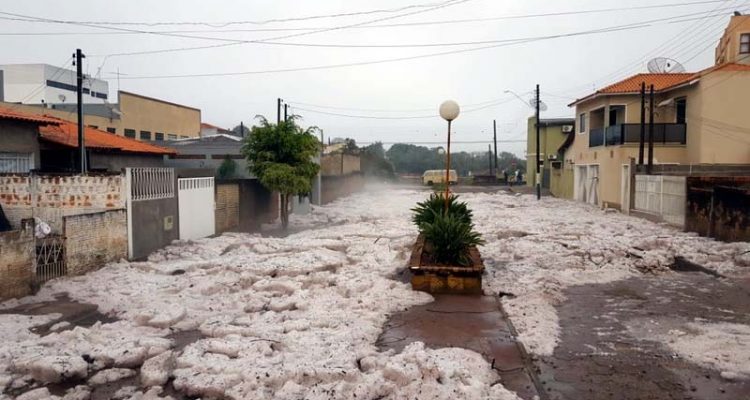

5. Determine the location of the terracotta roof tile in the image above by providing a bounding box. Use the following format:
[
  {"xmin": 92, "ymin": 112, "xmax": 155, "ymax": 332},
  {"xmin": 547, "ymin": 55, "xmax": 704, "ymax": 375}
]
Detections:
[
  {"xmin": 0, "ymin": 106, "xmax": 59, "ymax": 124},
  {"xmin": 39, "ymin": 119, "xmax": 175, "ymax": 155},
  {"xmin": 570, "ymin": 63, "xmax": 750, "ymax": 106},
  {"xmin": 596, "ymin": 73, "xmax": 695, "ymax": 94}
]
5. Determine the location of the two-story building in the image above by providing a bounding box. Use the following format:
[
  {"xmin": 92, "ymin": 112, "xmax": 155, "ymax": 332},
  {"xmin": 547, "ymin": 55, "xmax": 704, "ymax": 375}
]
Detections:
[
  {"xmin": 526, "ymin": 117, "xmax": 575, "ymax": 198},
  {"xmin": 568, "ymin": 14, "xmax": 750, "ymax": 210}
]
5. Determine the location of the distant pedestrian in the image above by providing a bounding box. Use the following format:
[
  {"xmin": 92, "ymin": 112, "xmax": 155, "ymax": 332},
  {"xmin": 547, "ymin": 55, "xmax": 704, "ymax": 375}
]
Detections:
[
  {"xmin": 515, "ymin": 170, "xmax": 521, "ymax": 184},
  {"xmin": 503, "ymin": 170, "xmax": 508, "ymax": 185}
]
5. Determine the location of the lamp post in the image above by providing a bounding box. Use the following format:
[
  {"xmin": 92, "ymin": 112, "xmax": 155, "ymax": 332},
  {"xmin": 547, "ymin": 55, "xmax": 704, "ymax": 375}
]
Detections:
[{"xmin": 439, "ymin": 100, "xmax": 460, "ymax": 213}]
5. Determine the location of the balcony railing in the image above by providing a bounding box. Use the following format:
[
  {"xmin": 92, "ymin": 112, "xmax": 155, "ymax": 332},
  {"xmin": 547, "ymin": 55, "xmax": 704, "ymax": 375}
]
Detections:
[
  {"xmin": 589, "ymin": 127, "xmax": 605, "ymax": 147},
  {"xmin": 589, "ymin": 123, "xmax": 686, "ymax": 147}
]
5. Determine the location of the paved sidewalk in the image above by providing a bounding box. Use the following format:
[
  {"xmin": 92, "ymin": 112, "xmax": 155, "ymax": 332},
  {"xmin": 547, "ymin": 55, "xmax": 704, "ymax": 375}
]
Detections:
[{"xmin": 378, "ymin": 295, "xmax": 543, "ymax": 400}]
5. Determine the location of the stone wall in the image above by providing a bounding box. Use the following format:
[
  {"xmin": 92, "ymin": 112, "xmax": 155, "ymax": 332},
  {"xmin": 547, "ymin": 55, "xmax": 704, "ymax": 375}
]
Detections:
[
  {"xmin": 321, "ymin": 173, "xmax": 364, "ymax": 204},
  {"xmin": 63, "ymin": 210, "xmax": 127, "ymax": 276},
  {"xmin": 0, "ymin": 222, "xmax": 34, "ymax": 300},
  {"xmin": 321, "ymin": 153, "xmax": 361, "ymax": 176},
  {"xmin": 0, "ymin": 173, "xmax": 125, "ymax": 231}
]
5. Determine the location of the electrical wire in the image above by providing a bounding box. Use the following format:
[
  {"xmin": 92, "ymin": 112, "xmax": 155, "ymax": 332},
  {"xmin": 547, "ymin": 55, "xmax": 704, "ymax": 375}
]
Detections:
[
  {"xmin": 99, "ymin": 11, "xmax": 734, "ymax": 80},
  {"xmin": 0, "ymin": 0, "xmax": 730, "ymax": 35},
  {"xmin": 287, "ymin": 93, "xmax": 530, "ymax": 115},
  {"xmin": 0, "ymin": 0, "xmax": 472, "ymax": 59},
  {"xmin": 550, "ymin": 0, "xmax": 745, "ymax": 97}
]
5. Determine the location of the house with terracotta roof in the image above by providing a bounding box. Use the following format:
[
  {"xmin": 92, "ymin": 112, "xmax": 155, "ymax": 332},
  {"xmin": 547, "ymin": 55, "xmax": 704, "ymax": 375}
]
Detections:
[
  {"xmin": 567, "ymin": 14, "xmax": 750, "ymax": 211},
  {"xmin": 0, "ymin": 106, "xmax": 174, "ymax": 173}
]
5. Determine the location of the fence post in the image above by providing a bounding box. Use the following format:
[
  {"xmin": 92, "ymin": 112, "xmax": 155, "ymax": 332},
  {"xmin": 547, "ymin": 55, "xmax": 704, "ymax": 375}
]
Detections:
[{"xmin": 125, "ymin": 168, "xmax": 134, "ymax": 259}]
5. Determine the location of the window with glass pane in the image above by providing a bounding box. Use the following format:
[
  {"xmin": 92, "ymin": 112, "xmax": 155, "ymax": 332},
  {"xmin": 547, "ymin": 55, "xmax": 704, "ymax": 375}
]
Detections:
[
  {"xmin": 0, "ymin": 152, "xmax": 32, "ymax": 173},
  {"xmin": 741, "ymin": 33, "xmax": 750, "ymax": 54},
  {"xmin": 124, "ymin": 129, "xmax": 136, "ymax": 138},
  {"xmin": 140, "ymin": 131, "xmax": 151, "ymax": 140}
]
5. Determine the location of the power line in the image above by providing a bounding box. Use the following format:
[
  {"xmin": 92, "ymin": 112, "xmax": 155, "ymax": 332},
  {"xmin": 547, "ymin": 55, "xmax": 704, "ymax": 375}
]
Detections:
[
  {"xmin": 288, "ymin": 94, "xmax": 528, "ymax": 114},
  {"xmin": 0, "ymin": 0, "xmax": 472, "ymax": 59},
  {"xmin": 100, "ymin": 11, "xmax": 735, "ymax": 80},
  {"xmin": 550, "ymin": 0, "xmax": 744, "ymax": 97},
  {"xmin": 15, "ymin": 1, "xmax": 472, "ymax": 28},
  {"xmin": 0, "ymin": 0, "xmax": 730, "ymax": 35}
]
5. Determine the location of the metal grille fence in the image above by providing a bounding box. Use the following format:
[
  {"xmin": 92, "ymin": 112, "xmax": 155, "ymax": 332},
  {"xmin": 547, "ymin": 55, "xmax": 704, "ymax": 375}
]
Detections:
[
  {"xmin": 35, "ymin": 235, "xmax": 66, "ymax": 285},
  {"xmin": 129, "ymin": 168, "xmax": 174, "ymax": 201},
  {"xmin": 178, "ymin": 177, "xmax": 214, "ymax": 191},
  {"xmin": 0, "ymin": 152, "xmax": 32, "ymax": 173}
]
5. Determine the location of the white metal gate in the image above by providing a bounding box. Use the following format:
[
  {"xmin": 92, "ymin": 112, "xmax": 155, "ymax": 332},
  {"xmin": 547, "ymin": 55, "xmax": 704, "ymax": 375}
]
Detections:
[{"xmin": 178, "ymin": 177, "xmax": 215, "ymax": 240}]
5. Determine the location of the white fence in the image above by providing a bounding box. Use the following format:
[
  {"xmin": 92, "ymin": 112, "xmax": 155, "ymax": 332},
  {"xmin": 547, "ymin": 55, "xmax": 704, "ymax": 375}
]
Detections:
[
  {"xmin": 178, "ymin": 177, "xmax": 215, "ymax": 241},
  {"xmin": 634, "ymin": 175, "xmax": 687, "ymax": 227},
  {"xmin": 128, "ymin": 168, "xmax": 175, "ymax": 201}
]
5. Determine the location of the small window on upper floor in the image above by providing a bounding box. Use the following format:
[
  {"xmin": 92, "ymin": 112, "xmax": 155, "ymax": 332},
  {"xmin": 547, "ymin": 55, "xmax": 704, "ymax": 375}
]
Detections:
[
  {"xmin": 155, "ymin": 132, "xmax": 164, "ymax": 141},
  {"xmin": 140, "ymin": 131, "xmax": 151, "ymax": 140},
  {"xmin": 579, "ymin": 113, "xmax": 586, "ymax": 133},
  {"xmin": 124, "ymin": 129, "xmax": 136, "ymax": 138},
  {"xmin": 106, "ymin": 127, "xmax": 116, "ymax": 134},
  {"xmin": 741, "ymin": 33, "xmax": 750, "ymax": 54},
  {"xmin": 167, "ymin": 134, "xmax": 177, "ymax": 140}
]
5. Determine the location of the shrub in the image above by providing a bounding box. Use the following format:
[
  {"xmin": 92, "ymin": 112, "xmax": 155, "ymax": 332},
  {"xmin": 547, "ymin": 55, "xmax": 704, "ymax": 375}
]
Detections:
[
  {"xmin": 420, "ymin": 212, "xmax": 485, "ymax": 266},
  {"xmin": 411, "ymin": 193, "xmax": 472, "ymax": 229}
]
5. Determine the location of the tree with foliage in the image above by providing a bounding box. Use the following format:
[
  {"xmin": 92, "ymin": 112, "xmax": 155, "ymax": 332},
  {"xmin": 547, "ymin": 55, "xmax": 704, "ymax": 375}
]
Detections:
[
  {"xmin": 361, "ymin": 142, "xmax": 396, "ymax": 181},
  {"xmin": 217, "ymin": 156, "xmax": 237, "ymax": 179},
  {"xmin": 241, "ymin": 116, "xmax": 320, "ymax": 229},
  {"xmin": 231, "ymin": 124, "xmax": 250, "ymax": 137}
]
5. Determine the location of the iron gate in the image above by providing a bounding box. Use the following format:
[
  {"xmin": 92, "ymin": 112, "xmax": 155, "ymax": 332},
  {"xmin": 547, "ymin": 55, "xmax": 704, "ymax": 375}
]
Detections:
[{"xmin": 35, "ymin": 235, "xmax": 66, "ymax": 284}]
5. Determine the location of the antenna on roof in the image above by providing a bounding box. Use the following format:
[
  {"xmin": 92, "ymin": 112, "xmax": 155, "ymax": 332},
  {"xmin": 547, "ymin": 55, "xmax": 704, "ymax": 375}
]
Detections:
[{"xmin": 647, "ymin": 57, "xmax": 686, "ymax": 73}]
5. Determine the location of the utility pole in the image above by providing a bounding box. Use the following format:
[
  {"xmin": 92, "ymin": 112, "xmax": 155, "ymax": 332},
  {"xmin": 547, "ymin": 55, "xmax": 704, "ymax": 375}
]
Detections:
[
  {"xmin": 638, "ymin": 82, "xmax": 646, "ymax": 167},
  {"xmin": 277, "ymin": 98, "xmax": 282, "ymax": 125},
  {"xmin": 74, "ymin": 48, "xmax": 86, "ymax": 174},
  {"xmin": 488, "ymin": 144, "xmax": 493, "ymax": 175},
  {"xmin": 535, "ymin": 84, "xmax": 541, "ymax": 200},
  {"xmin": 493, "ymin": 120, "xmax": 498, "ymax": 177},
  {"xmin": 648, "ymin": 84, "xmax": 655, "ymax": 174}
]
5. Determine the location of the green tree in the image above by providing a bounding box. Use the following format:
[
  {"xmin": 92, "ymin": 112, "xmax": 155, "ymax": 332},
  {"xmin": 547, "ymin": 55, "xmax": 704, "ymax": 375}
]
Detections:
[
  {"xmin": 217, "ymin": 156, "xmax": 237, "ymax": 179},
  {"xmin": 361, "ymin": 142, "xmax": 396, "ymax": 180},
  {"xmin": 231, "ymin": 124, "xmax": 250, "ymax": 137},
  {"xmin": 241, "ymin": 116, "xmax": 320, "ymax": 229}
]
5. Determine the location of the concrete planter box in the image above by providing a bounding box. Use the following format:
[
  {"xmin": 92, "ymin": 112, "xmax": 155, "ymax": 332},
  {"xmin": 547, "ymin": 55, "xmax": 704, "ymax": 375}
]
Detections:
[{"xmin": 408, "ymin": 234, "xmax": 484, "ymax": 295}]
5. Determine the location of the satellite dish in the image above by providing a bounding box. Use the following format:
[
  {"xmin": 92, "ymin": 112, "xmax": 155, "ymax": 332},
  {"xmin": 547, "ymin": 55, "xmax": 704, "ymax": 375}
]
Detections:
[
  {"xmin": 529, "ymin": 95, "xmax": 548, "ymax": 112},
  {"xmin": 647, "ymin": 57, "xmax": 686, "ymax": 73},
  {"xmin": 58, "ymin": 94, "xmax": 66, "ymax": 103}
]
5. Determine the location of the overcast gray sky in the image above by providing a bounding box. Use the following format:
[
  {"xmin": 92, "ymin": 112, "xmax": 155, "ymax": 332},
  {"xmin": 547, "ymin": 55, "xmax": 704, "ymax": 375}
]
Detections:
[{"xmin": 0, "ymin": 0, "xmax": 740, "ymax": 155}]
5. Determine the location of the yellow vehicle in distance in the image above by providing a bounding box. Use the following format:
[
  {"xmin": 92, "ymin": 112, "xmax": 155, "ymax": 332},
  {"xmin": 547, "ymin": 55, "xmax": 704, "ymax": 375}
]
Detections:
[{"xmin": 422, "ymin": 169, "xmax": 458, "ymax": 186}]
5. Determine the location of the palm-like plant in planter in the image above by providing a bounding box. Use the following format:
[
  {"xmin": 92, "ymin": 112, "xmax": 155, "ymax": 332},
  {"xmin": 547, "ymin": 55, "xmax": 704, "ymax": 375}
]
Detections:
[{"xmin": 411, "ymin": 193, "xmax": 484, "ymax": 267}]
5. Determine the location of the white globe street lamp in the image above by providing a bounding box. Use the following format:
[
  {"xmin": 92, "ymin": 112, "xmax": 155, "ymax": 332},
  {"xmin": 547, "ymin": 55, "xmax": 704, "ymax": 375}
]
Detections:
[
  {"xmin": 439, "ymin": 100, "xmax": 460, "ymax": 122},
  {"xmin": 439, "ymin": 100, "xmax": 460, "ymax": 211}
]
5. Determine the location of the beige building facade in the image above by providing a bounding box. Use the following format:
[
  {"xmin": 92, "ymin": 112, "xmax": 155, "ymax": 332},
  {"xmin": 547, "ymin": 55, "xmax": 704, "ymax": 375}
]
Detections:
[
  {"xmin": 0, "ymin": 90, "xmax": 201, "ymax": 141},
  {"xmin": 569, "ymin": 15, "xmax": 750, "ymax": 210}
]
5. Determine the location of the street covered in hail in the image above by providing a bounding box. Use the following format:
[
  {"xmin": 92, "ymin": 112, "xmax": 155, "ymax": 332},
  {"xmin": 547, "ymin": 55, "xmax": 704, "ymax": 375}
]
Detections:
[{"xmin": 1, "ymin": 187, "xmax": 749, "ymax": 400}]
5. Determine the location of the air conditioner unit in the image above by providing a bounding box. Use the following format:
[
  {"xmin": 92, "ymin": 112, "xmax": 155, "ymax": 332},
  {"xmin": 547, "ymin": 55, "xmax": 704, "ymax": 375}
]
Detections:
[
  {"xmin": 562, "ymin": 125, "xmax": 574, "ymax": 133},
  {"xmin": 548, "ymin": 154, "xmax": 558, "ymax": 161}
]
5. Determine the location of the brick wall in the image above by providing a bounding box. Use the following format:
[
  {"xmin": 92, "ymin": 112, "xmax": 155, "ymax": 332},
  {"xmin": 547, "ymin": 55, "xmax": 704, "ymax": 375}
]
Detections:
[
  {"xmin": 63, "ymin": 210, "xmax": 127, "ymax": 275},
  {"xmin": 0, "ymin": 223, "xmax": 34, "ymax": 300},
  {"xmin": 0, "ymin": 173, "xmax": 125, "ymax": 231},
  {"xmin": 215, "ymin": 183, "xmax": 240, "ymax": 233}
]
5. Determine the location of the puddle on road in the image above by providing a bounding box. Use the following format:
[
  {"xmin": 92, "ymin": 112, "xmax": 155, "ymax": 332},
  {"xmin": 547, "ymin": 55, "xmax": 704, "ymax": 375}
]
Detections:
[
  {"xmin": 378, "ymin": 294, "xmax": 542, "ymax": 400},
  {"xmin": 540, "ymin": 274, "xmax": 750, "ymax": 400},
  {"xmin": 0, "ymin": 293, "xmax": 118, "ymax": 336}
]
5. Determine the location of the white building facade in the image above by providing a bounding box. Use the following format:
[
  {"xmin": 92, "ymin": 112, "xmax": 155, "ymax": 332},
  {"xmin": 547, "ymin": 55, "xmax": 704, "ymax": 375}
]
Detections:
[{"xmin": 0, "ymin": 64, "xmax": 109, "ymax": 105}]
